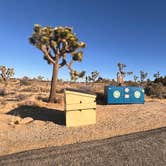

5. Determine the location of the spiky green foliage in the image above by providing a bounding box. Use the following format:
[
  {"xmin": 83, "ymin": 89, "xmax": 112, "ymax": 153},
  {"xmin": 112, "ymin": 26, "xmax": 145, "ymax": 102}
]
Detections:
[{"xmin": 29, "ymin": 24, "xmax": 86, "ymax": 80}]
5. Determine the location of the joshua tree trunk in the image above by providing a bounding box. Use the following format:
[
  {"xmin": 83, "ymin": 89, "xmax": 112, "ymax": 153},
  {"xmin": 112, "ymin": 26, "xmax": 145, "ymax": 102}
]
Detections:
[
  {"xmin": 48, "ymin": 57, "xmax": 59, "ymax": 103},
  {"xmin": 117, "ymin": 72, "xmax": 124, "ymax": 86}
]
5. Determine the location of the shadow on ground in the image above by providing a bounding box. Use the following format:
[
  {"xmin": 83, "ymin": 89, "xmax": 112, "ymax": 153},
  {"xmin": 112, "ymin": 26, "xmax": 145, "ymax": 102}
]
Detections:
[
  {"xmin": 7, "ymin": 105, "xmax": 66, "ymax": 125},
  {"xmin": 96, "ymin": 92, "xmax": 107, "ymax": 105}
]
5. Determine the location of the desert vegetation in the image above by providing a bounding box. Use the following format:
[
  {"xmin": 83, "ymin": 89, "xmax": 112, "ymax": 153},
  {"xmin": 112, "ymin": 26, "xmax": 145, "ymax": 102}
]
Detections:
[
  {"xmin": 0, "ymin": 66, "xmax": 14, "ymax": 82},
  {"xmin": 0, "ymin": 62, "xmax": 165, "ymax": 156},
  {"xmin": 29, "ymin": 25, "xmax": 86, "ymax": 103},
  {"xmin": 0, "ymin": 74, "xmax": 166, "ymax": 156}
]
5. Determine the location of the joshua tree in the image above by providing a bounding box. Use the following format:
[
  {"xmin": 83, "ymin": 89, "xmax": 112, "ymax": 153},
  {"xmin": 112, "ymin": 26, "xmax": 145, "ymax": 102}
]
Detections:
[
  {"xmin": 140, "ymin": 70, "xmax": 148, "ymax": 84},
  {"xmin": 0, "ymin": 66, "xmax": 14, "ymax": 81},
  {"xmin": 133, "ymin": 75, "xmax": 139, "ymax": 82},
  {"xmin": 87, "ymin": 71, "xmax": 100, "ymax": 82},
  {"xmin": 117, "ymin": 63, "xmax": 133, "ymax": 86},
  {"xmin": 153, "ymin": 71, "xmax": 160, "ymax": 79},
  {"xmin": 37, "ymin": 75, "xmax": 44, "ymax": 81},
  {"xmin": 29, "ymin": 24, "xmax": 86, "ymax": 102}
]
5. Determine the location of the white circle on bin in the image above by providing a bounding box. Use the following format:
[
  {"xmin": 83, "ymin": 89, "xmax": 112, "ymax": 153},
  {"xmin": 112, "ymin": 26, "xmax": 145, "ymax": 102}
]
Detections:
[
  {"xmin": 113, "ymin": 90, "xmax": 120, "ymax": 98},
  {"xmin": 134, "ymin": 91, "xmax": 141, "ymax": 98},
  {"xmin": 125, "ymin": 88, "xmax": 129, "ymax": 93}
]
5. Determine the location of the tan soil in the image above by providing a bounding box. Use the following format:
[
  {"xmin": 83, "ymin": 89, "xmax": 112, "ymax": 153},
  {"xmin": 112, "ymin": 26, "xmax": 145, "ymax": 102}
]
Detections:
[
  {"xmin": 0, "ymin": 99, "xmax": 166, "ymax": 156},
  {"xmin": 0, "ymin": 81, "xmax": 166, "ymax": 156}
]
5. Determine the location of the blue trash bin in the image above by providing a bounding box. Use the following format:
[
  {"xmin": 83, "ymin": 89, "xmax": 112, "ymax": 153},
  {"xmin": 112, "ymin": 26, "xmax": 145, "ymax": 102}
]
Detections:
[{"xmin": 105, "ymin": 86, "xmax": 144, "ymax": 104}]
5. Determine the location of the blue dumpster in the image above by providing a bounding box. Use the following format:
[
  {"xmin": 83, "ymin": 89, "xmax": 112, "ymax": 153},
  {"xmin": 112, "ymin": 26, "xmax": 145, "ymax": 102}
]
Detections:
[{"xmin": 105, "ymin": 86, "xmax": 144, "ymax": 104}]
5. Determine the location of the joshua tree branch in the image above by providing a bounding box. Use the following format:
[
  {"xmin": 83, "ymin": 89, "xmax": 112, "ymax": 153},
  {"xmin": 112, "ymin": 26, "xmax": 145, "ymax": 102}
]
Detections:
[
  {"xmin": 58, "ymin": 54, "xmax": 67, "ymax": 68},
  {"xmin": 41, "ymin": 45, "xmax": 55, "ymax": 64},
  {"xmin": 58, "ymin": 55, "xmax": 74, "ymax": 70},
  {"xmin": 65, "ymin": 58, "xmax": 74, "ymax": 72},
  {"xmin": 69, "ymin": 59, "xmax": 74, "ymax": 66},
  {"xmin": 60, "ymin": 39, "xmax": 69, "ymax": 54},
  {"xmin": 58, "ymin": 59, "xmax": 66, "ymax": 68},
  {"xmin": 0, "ymin": 73, "xmax": 7, "ymax": 81},
  {"xmin": 58, "ymin": 53, "xmax": 74, "ymax": 69}
]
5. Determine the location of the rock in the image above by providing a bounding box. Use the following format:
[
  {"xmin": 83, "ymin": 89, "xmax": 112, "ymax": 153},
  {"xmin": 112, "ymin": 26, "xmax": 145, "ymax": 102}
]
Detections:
[
  {"xmin": 21, "ymin": 117, "xmax": 34, "ymax": 124},
  {"xmin": 8, "ymin": 116, "xmax": 21, "ymax": 125}
]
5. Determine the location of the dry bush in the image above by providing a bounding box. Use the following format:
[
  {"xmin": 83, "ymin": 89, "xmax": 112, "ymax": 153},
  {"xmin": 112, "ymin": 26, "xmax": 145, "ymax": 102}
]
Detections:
[
  {"xmin": 38, "ymin": 86, "xmax": 50, "ymax": 93},
  {"xmin": 36, "ymin": 93, "xmax": 64, "ymax": 104},
  {"xmin": 20, "ymin": 78, "xmax": 31, "ymax": 86},
  {"xmin": 145, "ymin": 82, "xmax": 166, "ymax": 99},
  {"xmin": 16, "ymin": 94, "xmax": 28, "ymax": 101},
  {"xmin": 36, "ymin": 95, "xmax": 48, "ymax": 102},
  {"xmin": 21, "ymin": 87, "xmax": 39, "ymax": 93},
  {"xmin": 125, "ymin": 81, "xmax": 140, "ymax": 86},
  {"xmin": 0, "ymin": 88, "xmax": 8, "ymax": 96}
]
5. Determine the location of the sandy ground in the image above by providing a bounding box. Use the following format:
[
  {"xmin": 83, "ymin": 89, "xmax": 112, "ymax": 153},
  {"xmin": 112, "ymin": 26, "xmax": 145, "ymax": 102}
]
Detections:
[
  {"xmin": 0, "ymin": 97, "xmax": 166, "ymax": 156},
  {"xmin": 1, "ymin": 127, "xmax": 166, "ymax": 165}
]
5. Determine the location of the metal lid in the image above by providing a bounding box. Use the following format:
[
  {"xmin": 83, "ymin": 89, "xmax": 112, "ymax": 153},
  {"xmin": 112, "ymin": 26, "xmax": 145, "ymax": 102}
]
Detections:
[{"xmin": 64, "ymin": 88, "xmax": 96, "ymax": 96}]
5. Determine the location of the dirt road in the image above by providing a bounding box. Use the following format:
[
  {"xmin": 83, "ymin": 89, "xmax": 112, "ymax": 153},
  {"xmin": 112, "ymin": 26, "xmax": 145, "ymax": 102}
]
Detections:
[{"xmin": 0, "ymin": 127, "xmax": 166, "ymax": 166}]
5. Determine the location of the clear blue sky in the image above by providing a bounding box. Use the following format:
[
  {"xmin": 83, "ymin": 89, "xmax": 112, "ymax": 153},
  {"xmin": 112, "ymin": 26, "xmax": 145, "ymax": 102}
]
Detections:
[{"xmin": 0, "ymin": 0, "xmax": 165, "ymax": 81}]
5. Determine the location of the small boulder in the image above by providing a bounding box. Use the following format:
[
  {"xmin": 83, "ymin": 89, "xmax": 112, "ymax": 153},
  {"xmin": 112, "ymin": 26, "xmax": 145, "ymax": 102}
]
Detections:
[{"xmin": 21, "ymin": 117, "xmax": 34, "ymax": 124}]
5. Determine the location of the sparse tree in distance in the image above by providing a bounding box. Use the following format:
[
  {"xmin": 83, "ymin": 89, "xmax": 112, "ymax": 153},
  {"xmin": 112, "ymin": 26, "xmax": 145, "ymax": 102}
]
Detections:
[
  {"xmin": 29, "ymin": 24, "xmax": 86, "ymax": 102},
  {"xmin": 0, "ymin": 65, "xmax": 14, "ymax": 82},
  {"xmin": 140, "ymin": 70, "xmax": 148, "ymax": 85},
  {"xmin": 133, "ymin": 75, "xmax": 139, "ymax": 82},
  {"xmin": 117, "ymin": 63, "xmax": 133, "ymax": 86},
  {"xmin": 153, "ymin": 71, "xmax": 160, "ymax": 79},
  {"xmin": 37, "ymin": 75, "xmax": 44, "ymax": 81},
  {"xmin": 87, "ymin": 71, "xmax": 100, "ymax": 82}
]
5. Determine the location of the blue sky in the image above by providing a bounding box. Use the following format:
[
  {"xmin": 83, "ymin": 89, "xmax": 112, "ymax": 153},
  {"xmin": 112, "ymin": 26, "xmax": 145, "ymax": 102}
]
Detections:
[{"xmin": 0, "ymin": 0, "xmax": 165, "ymax": 81}]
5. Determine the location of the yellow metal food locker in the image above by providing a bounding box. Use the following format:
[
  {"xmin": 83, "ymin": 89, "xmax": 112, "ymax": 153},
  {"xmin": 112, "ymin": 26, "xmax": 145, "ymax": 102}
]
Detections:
[{"xmin": 64, "ymin": 89, "xmax": 96, "ymax": 127}]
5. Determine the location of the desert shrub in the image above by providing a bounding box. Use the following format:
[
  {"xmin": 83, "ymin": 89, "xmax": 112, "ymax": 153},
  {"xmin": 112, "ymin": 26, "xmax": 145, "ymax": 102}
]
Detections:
[
  {"xmin": 20, "ymin": 78, "xmax": 31, "ymax": 86},
  {"xmin": 37, "ymin": 94, "xmax": 63, "ymax": 104},
  {"xmin": 125, "ymin": 81, "xmax": 140, "ymax": 86},
  {"xmin": 145, "ymin": 82, "xmax": 166, "ymax": 99},
  {"xmin": 38, "ymin": 86, "xmax": 50, "ymax": 93},
  {"xmin": 0, "ymin": 88, "xmax": 8, "ymax": 96},
  {"xmin": 21, "ymin": 86, "xmax": 49, "ymax": 93},
  {"xmin": 36, "ymin": 95, "xmax": 48, "ymax": 102},
  {"xmin": 154, "ymin": 76, "xmax": 166, "ymax": 86},
  {"xmin": 16, "ymin": 94, "xmax": 28, "ymax": 101},
  {"xmin": 21, "ymin": 87, "xmax": 38, "ymax": 92},
  {"xmin": 14, "ymin": 120, "xmax": 20, "ymax": 125}
]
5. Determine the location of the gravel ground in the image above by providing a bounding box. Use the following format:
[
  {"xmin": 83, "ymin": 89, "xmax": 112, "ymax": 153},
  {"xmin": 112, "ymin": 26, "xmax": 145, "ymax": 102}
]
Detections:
[
  {"xmin": 0, "ymin": 127, "xmax": 166, "ymax": 166},
  {"xmin": 0, "ymin": 99, "xmax": 166, "ymax": 156}
]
